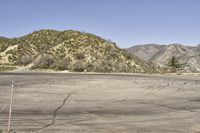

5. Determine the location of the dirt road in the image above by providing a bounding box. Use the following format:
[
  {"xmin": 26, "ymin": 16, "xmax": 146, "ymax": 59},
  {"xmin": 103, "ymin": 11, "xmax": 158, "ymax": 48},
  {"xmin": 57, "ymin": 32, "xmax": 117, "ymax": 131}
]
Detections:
[{"xmin": 0, "ymin": 73, "xmax": 200, "ymax": 133}]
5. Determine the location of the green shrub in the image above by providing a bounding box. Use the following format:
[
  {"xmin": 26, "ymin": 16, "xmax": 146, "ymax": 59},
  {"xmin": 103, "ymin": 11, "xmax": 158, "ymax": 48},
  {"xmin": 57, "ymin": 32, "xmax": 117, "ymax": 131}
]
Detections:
[
  {"xmin": 168, "ymin": 57, "xmax": 182, "ymax": 68},
  {"xmin": 0, "ymin": 44, "xmax": 8, "ymax": 52}
]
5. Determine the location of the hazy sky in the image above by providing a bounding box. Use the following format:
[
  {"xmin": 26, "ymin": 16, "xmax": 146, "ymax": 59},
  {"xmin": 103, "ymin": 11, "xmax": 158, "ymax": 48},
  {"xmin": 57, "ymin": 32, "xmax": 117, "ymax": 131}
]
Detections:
[{"xmin": 0, "ymin": 0, "xmax": 199, "ymax": 48}]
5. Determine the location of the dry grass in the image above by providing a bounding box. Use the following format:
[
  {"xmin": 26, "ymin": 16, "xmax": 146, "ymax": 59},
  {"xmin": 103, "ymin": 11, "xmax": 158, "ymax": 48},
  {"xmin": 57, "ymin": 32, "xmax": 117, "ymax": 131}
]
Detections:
[{"xmin": 0, "ymin": 65, "xmax": 16, "ymax": 72}]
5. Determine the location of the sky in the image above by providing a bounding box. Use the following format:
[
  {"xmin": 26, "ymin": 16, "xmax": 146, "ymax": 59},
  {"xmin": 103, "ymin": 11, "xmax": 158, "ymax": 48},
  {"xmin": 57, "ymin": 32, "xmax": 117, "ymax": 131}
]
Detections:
[{"xmin": 0, "ymin": 0, "xmax": 199, "ymax": 48}]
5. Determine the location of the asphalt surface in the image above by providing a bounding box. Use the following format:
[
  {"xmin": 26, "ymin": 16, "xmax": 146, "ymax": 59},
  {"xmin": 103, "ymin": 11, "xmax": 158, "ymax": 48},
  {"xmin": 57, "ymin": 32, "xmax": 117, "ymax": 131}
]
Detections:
[{"xmin": 0, "ymin": 73, "xmax": 200, "ymax": 133}]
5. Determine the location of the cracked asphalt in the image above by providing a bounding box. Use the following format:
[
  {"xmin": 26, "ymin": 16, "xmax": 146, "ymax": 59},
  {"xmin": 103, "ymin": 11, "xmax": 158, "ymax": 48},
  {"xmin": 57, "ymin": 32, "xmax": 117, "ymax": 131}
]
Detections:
[{"xmin": 0, "ymin": 73, "xmax": 200, "ymax": 133}]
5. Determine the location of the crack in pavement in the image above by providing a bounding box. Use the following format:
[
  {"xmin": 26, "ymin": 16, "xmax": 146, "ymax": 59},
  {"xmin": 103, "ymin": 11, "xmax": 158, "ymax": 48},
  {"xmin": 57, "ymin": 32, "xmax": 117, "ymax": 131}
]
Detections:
[{"xmin": 31, "ymin": 93, "xmax": 72, "ymax": 132}]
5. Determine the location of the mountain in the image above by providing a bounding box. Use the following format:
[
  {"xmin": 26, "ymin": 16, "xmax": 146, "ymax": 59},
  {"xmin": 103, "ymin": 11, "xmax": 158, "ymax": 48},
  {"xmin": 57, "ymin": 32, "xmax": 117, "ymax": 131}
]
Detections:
[
  {"xmin": 126, "ymin": 44, "xmax": 165, "ymax": 61},
  {"xmin": 151, "ymin": 44, "xmax": 200, "ymax": 72},
  {"xmin": 127, "ymin": 43, "xmax": 200, "ymax": 72},
  {"xmin": 189, "ymin": 44, "xmax": 200, "ymax": 54},
  {"xmin": 0, "ymin": 30, "xmax": 158, "ymax": 73}
]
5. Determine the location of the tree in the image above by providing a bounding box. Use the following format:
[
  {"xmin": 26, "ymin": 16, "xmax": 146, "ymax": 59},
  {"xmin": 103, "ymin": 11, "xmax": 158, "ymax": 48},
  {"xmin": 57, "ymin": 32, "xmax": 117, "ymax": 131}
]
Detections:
[
  {"xmin": 168, "ymin": 56, "xmax": 184, "ymax": 73},
  {"xmin": 20, "ymin": 55, "xmax": 32, "ymax": 66},
  {"xmin": 169, "ymin": 56, "xmax": 182, "ymax": 69},
  {"xmin": 32, "ymin": 54, "xmax": 54, "ymax": 69}
]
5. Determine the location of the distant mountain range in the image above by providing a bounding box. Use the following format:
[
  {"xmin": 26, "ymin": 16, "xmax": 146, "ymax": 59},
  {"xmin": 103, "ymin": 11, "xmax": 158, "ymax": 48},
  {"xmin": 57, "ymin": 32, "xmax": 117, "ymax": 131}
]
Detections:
[
  {"xmin": 126, "ymin": 44, "xmax": 165, "ymax": 61},
  {"xmin": 0, "ymin": 30, "xmax": 158, "ymax": 73},
  {"xmin": 126, "ymin": 44, "xmax": 200, "ymax": 72}
]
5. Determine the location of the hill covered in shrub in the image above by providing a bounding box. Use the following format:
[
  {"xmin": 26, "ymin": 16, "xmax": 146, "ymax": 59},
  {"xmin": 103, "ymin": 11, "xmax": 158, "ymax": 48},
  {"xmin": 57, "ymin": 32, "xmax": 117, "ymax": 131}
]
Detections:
[{"xmin": 0, "ymin": 30, "xmax": 158, "ymax": 73}]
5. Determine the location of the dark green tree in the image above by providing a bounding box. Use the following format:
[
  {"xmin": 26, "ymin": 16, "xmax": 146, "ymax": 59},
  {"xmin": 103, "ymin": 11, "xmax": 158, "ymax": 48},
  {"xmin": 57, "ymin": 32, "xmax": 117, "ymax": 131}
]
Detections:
[{"xmin": 169, "ymin": 56, "xmax": 182, "ymax": 69}]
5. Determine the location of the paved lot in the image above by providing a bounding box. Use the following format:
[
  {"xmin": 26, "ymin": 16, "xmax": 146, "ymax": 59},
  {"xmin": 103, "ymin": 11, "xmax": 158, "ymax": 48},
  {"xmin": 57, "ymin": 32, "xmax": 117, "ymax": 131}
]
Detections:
[{"xmin": 0, "ymin": 73, "xmax": 200, "ymax": 133}]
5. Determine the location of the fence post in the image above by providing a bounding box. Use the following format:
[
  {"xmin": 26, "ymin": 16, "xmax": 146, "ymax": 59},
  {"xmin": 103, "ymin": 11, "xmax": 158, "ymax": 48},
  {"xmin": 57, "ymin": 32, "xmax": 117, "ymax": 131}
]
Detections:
[{"xmin": 7, "ymin": 81, "xmax": 14, "ymax": 133}]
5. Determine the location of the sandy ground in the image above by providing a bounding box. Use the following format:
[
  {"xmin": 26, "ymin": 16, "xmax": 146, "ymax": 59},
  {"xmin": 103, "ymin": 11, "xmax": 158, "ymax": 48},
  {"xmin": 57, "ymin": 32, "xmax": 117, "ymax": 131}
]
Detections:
[{"xmin": 0, "ymin": 73, "xmax": 200, "ymax": 133}]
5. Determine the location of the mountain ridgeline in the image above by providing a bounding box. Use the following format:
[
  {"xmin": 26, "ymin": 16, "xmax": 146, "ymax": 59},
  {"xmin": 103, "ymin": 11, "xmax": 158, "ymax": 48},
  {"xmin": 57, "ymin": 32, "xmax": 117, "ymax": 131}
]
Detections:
[
  {"xmin": 127, "ymin": 44, "xmax": 200, "ymax": 73},
  {"xmin": 0, "ymin": 30, "xmax": 158, "ymax": 73}
]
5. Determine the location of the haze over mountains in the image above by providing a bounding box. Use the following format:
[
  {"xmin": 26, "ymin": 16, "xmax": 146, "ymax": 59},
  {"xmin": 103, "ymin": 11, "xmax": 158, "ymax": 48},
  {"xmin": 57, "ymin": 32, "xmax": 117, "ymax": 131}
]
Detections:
[
  {"xmin": 127, "ymin": 44, "xmax": 200, "ymax": 72},
  {"xmin": 0, "ymin": 30, "xmax": 158, "ymax": 73}
]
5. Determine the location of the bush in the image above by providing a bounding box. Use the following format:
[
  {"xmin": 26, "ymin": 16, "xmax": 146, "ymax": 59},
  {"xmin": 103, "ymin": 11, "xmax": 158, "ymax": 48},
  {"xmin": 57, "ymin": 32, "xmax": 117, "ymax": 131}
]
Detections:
[
  {"xmin": 168, "ymin": 57, "xmax": 182, "ymax": 68},
  {"xmin": 168, "ymin": 56, "xmax": 184, "ymax": 73},
  {"xmin": 72, "ymin": 61, "xmax": 87, "ymax": 72},
  {"xmin": 0, "ymin": 44, "xmax": 8, "ymax": 52},
  {"xmin": 115, "ymin": 63, "xmax": 129, "ymax": 72},
  {"xmin": 51, "ymin": 58, "xmax": 70, "ymax": 70},
  {"xmin": 32, "ymin": 54, "xmax": 55, "ymax": 69},
  {"xmin": 92, "ymin": 59, "xmax": 113, "ymax": 72},
  {"xmin": 18, "ymin": 54, "xmax": 32, "ymax": 66},
  {"xmin": 32, "ymin": 54, "xmax": 71, "ymax": 70},
  {"xmin": 74, "ymin": 52, "xmax": 85, "ymax": 60}
]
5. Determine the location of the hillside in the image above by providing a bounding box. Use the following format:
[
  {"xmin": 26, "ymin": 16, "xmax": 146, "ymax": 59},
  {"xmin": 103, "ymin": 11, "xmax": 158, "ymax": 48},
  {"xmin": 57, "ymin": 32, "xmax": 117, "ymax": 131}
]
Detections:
[
  {"xmin": 127, "ymin": 44, "xmax": 200, "ymax": 73},
  {"xmin": 126, "ymin": 44, "xmax": 165, "ymax": 61},
  {"xmin": 0, "ymin": 37, "xmax": 11, "ymax": 52},
  {"xmin": 0, "ymin": 37, "xmax": 10, "ymax": 43},
  {"xmin": 151, "ymin": 44, "xmax": 200, "ymax": 72},
  {"xmin": 0, "ymin": 30, "xmax": 158, "ymax": 73}
]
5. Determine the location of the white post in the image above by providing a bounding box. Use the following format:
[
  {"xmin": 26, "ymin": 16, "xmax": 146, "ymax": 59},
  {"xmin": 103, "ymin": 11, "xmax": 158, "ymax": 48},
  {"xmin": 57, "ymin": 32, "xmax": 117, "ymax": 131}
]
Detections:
[{"xmin": 8, "ymin": 81, "xmax": 14, "ymax": 133}]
